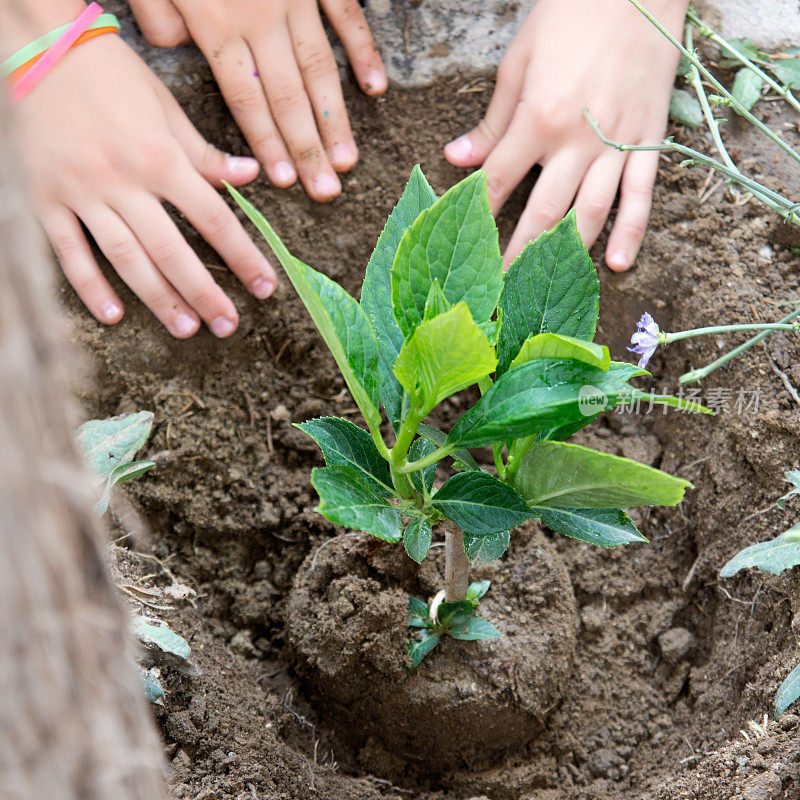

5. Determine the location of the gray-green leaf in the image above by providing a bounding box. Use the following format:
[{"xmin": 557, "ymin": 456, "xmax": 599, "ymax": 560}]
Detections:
[
  {"xmin": 534, "ymin": 507, "xmax": 647, "ymax": 548},
  {"xmin": 720, "ymin": 523, "xmax": 800, "ymax": 577},
  {"xmin": 95, "ymin": 459, "xmax": 155, "ymax": 516},
  {"xmin": 669, "ymin": 88, "xmax": 704, "ymax": 127},
  {"xmin": 448, "ymin": 616, "xmax": 501, "ymax": 641},
  {"xmin": 136, "ymin": 618, "xmax": 191, "ymax": 661},
  {"xmin": 776, "ymin": 661, "xmax": 800, "ymax": 717},
  {"xmin": 731, "ymin": 68, "xmax": 763, "ymax": 112},
  {"xmin": 404, "ymin": 517, "xmax": 433, "ymax": 563},
  {"xmin": 78, "ymin": 411, "xmax": 154, "ymax": 479}
]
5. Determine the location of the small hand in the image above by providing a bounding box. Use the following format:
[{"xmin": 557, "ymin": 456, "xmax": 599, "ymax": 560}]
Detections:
[{"xmin": 445, "ymin": 0, "xmax": 689, "ymax": 270}]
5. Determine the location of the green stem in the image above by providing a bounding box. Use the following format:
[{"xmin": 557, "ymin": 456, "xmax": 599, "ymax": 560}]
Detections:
[
  {"xmin": 399, "ymin": 444, "xmax": 455, "ymax": 475},
  {"xmin": 679, "ymin": 306, "xmax": 800, "ymax": 384},
  {"xmin": 664, "ymin": 322, "xmax": 799, "ymax": 343},
  {"xmin": 493, "ymin": 444, "xmax": 506, "ymax": 480}
]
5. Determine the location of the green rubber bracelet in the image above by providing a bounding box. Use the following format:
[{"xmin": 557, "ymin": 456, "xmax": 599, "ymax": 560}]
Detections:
[{"xmin": 2, "ymin": 13, "xmax": 119, "ymax": 77}]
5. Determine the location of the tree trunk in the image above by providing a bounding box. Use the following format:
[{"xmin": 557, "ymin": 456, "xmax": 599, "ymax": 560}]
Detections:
[
  {"xmin": 444, "ymin": 521, "xmax": 471, "ymax": 602},
  {"xmin": 0, "ymin": 97, "xmax": 167, "ymax": 798}
]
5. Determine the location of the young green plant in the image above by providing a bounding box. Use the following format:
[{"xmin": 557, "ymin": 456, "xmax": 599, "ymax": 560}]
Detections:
[{"xmin": 228, "ymin": 168, "xmax": 708, "ymax": 666}]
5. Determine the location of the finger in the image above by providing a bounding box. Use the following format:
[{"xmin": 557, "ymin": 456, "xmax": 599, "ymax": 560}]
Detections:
[
  {"xmin": 112, "ymin": 194, "xmax": 239, "ymax": 336},
  {"xmin": 82, "ymin": 206, "xmax": 201, "ymax": 338},
  {"xmin": 573, "ymin": 149, "xmax": 627, "ymax": 249},
  {"xmin": 289, "ymin": 3, "xmax": 358, "ymax": 172},
  {"xmin": 164, "ymin": 173, "xmax": 278, "ymax": 299},
  {"xmin": 256, "ymin": 29, "xmax": 341, "ymax": 200},
  {"xmin": 39, "ymin": 205, "xmax": 124, "ymax": 325},
  {"xmin": 128, "ymin": 0, "xmax": 190, "ymax": 48},
  {"xmin": 504, "ymin": 150, "xmax": 591, "ymax": 267},
  {"xmin": 199, "ymin": 39, "xmax": 298, "ymax": 188},
  {"xmin": 605, "ymin": 149, "xmax": 659, "ymax": 272},
  {"xmin": 320, "ymin": 0, "xmax": 386, "ymax": 96}
]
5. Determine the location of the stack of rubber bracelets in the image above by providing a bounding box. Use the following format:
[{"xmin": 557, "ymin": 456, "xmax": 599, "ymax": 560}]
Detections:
[{"xmin": 2, "ymin": 3, "xmax": 118, "ymax": 105}]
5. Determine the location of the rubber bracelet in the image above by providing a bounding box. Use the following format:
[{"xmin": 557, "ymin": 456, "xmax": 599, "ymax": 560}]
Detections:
[
  {"xmin": 7, "ymin": 27, "xmax": 118, "ymax": 85},
  {"xmin": 10, "ymin": 3, "xmax": 104, "ymax": 105},
  {"xmin": 1, "ymin": 12, "xmax": 118, "ymax": 78}
]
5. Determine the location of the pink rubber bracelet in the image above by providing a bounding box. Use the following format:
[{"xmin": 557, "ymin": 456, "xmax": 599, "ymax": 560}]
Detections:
[{"xmin": 10, "ymin": 3, "xmax": 104, "ymax": 105}]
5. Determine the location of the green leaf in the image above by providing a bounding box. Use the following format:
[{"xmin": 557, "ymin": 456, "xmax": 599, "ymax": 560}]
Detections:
[
  {"xmin": 296, "ymin": 417, "xmax": 390, "ymax": 492},
  {"xmin": 95, "ymin": 460, "xmax": 155, "ymax": 516},
  {"xmin": 431, "ymin": 470, "xmax": 534, "ymax": 536},
  {"xmin": 394, "ymin": 302, "xmax": 497, "ymax": 412},
  {"xmin": 423, "ymin": 279, "xmax": 452, "ymax": 320},
  {"xmin": 227, "ymin": 184, "xmax": 381, "ymax": 430},
  {"xmin": 778, "ymin": 469, "xmax": 800, "ymax": 509},
  {"xmin": 534, "ymin": 507, "xmax": 647, "ymax": 548},
  {"xmin": 731, "ymin": 67, "xmax": 763, "ymax": 111},
  {"xmin": 510, "ymin": 332, "xmax": 610, "ymax": 371},
  {"xmin": 78, "ymin": 411, "xmax": 154, "ymax": 480},
  {"xmin": 720, "ymin": 524, "xmax": 800, "ymax": 577},
  {"xmin": 408, "ymin": 594, "xmax": 431, "ymax": 627},
  {"xmin": 776, "ymin": 661, "xmax": 800, "ymax": 717},
  {"xmin": 464, "ymin": 530, "xmax": 510, "ymax": 563},
  {"xmin": 409, "ymin": 630, "xmax": 440, "ymax": 667},
  {"xmin": 311, "ymin": 466, "xmax": 402, "ymax": 542},
  {"xmin": 669, "ymin": 88, "xmax": 704, "ymax": 127},
  {"xmin": 139, "ymin": 666, "xmax": 165, "ymax": 706},
  {"xmin": 448, "ymin": 616, "xmax": 501, "ymax": 641},
  {"xmin": 467, "ymin": 579, "xmax": 491, "ymax": 602},
  {"xmin": 362, "ymin": 166, "xmax": 437, "ymax": 428},
  {"xmin": 436, "ymin": 600, "xmax": 474, "ymax": 627},
  {"xmin": 627, "ymin": 388, "xmax": 714, "ymax": 415},
  {"xmin": 404, "ymin": 517, "xmax": 433, "ymax": 563},
  {"xmin": 515, "ymin": 441, "xmax": 692, "ymax": 508},
  {"xmin": 496, "ymin": 210, "xmax": 599, "ymax": 375},
  {"xmin": 447, "ymin": 359, "xmax": 636, "ymax": 449},
  {"xmin": 408, "ymin": 437, "xmax": 436, "ymax": 495},
  {"xmin": 718, "ymin": 39, "xmax": 762, "ymax": 69},
  {"xmin": 136, "ymin": 618, "xmax": 191, "ymax": 661},
  {"xmin": 770, "ymin": 56, "xmax": 800, "ymax": 89},
  {"xmin": 417, "ymin": 423, "xmax": 479, "ymax": 471},
  {"xmin": 391, "ymin": 170, "xmax": 503, "ymax": 338}
]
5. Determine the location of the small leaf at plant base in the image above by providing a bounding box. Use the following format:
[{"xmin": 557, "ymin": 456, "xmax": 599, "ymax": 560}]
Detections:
[
  {"xmin": 432, "ymin": 470, "xmax": 534, "ymax": 536},
  {"xmin": 515, "ymin": 441, "xmax": 692, "ymax": 508},
  {"xmin": 719, "ymin": 523, "xmax": 800, "ymax": 577},
  {"xmin": 78, "ymin": 411, "xmax": 154, "ymax": 480},
  {"xmin": 448, "ymin": 616, "xmax": 501, "ymax": 641},
  {"xmin": 391, "ymin": 170, "xmax": 503, "ymax": 338},
  {"xmin": 417, "ymin": 423, "xmax": 479, "ymax": 471},
  {"xmin": 361, "ymin": 166, "xmax": 437, "ymax": 429},
  {"xmin": 510, "ymin": 332, "xmax": 610, "ymax": 372},
  {"xmin": 394, "ymin": 302, "xmax": 497, "ymax": 412},
  {"xmin": 731, "ymin": 68, "xmax": 763, "ymax": 112},
  {"xmin": 136, "ymin": 618, "xmax": 192, "ymax": 661},
  {"xmin": 407, "ymin": 437, "xmax": 436, "ymax": 495},
  {"xmin": 436, "ymin": 600, "xmax": 475, "ymax": 627},
  {"xmin": 404, "ymin": 517, "xmax": 433, "ymax": 563},
  {"xmin": 668, "ymin": 88, "xmax": 703, "ymax": 127},
  {"xmin": 312, "ymin": 466, "xmax": 402, "ymax": 542},
  {"xmin": 464, "ymin": 529, "xmax": 511, "ymax": 563},
  {"xmin": 496, "ymin": 210, "xmax": 599, "ymax": 376},
  {"xmin": 409, "ymin": 630, "xmax": 441, "ymax": 667},
  {"xmin": 227, "ymin": 185, "xmax": 382, "ymax": 430},
  {"xmin": 408, "ymin": 594, "xmax": 431, "ymax": 626},
  {"xmin": 534, "ymin": 507, "xmax": 647, "ymax": 548},
  {"xmin": 296, "ymin": 417, "xmax": 391, "ymax": 492},
  {"xmin": 775, "ymin": 661, "xmax": 800, "ymax": 717},
  {"xmin": 466, "ymin": 579, "xmax": 491, "ymax": 603},
  {"xmin": 95, "ymin": 459, "xmax": 156, "ymax": 516}
]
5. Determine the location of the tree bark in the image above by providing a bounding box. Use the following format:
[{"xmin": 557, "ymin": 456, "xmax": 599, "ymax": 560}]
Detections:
[
  {"xmin": 444, "ymin": 521, "xmax": 470, "ymax": 602},
  {"xmin": 0, "ymin": 96, "xmax": 166, "ymax": 798}
]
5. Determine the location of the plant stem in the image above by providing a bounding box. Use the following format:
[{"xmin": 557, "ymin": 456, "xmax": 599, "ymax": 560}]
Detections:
[
  {"xmin": 443, "ymin": 520, "xmax": 470, "ymax": 602},
  {"xmin": 664, "ymin": 322, "xmax": 799, "ymax": 343},
  {"xmin": 399, "ymin": 443, "xmax": 455, "ymax": 474},
  {"xmin": 680, "ymin": 305, "xmax": 800, "ymax": 384}
]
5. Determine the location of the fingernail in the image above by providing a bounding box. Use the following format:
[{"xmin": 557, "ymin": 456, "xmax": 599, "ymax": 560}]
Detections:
[
  {"xmin": 227, "ymin": 155, "xmax": 259, "ymax": 178},
  {"xmin": 173, "ymin": 313, "xmax": 198, "ymax": 337},
  {"xmin": 314, "ymin": 173, "xmax": 341, "ymax": 197},
  {"xmin": 210, "ymin": 316, "xmax": 236, "ymax": 338},
  {"xmin": 100, "ymin": 301, "xmax": 122, "ymax": 322},
  {"xmin": 608, "ymin": 250, "xmax": 629, "ymax": 270},
  {"xmin": 332, "ymin": 144, "xmax": 357, "ymax": 168},
  {"xmin": 273, "ymin": 161, "xmax": 297, "ymax": 186},
  {"xmin": 250, "ymin": 276, "xmax": 276, "ymax": 299},
  {"xmin": 445, "ymin": 135, "xmax": 473, "ymax": 161},
  {"xmin": 364, "ymin": 70, "xmax": 387, "ymax": 94}
]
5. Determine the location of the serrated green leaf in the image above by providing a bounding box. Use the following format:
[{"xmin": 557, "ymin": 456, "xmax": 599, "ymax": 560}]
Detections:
[
  {"xmin": 407, "ymin": 437, "xmax": 436, "ymax": 495},
  {"xmin": 78, "ymin": 411, "xmax": 154, "ymax": 479},
  {"xmin": 227, "ymin": 184, "xmax": 381, "ymax": 430},
  {"xmin": 510, "ymin": 332, "xmax": 610, "ymax": 371},
  {"xmin": 731, "ymin": 67, "xmax": 763, "ymax": 111},
  {"xmin": 296, "ymin": 417, "xmax": 390, "ymax": 492},
  {"xmin": 311, "ymin": 466, "xmax": 402, "ymax": 542},
  {"xmin": 95, "ymin": 460, "xmax": 155, "ymax": 516},
  {"xmin": 404, "ymin": 517, "xmax": 433, "ymax": 563},
  {"xmin": 534, "ymin": 507, "xmax": 647, "ymax": 547},
  {"xmin": 136, "ymin": 618, "xmax": 191, "ymax": 661},
  {"xmin": 362, "ymin": 167, "xmax": 437, "ymax": 429},
  {"xmin": 409, "ymin": 630, "xmax": 440, "ymax": 667},
  {"xmin": 408, "ymin": 594, "xmax": 431, "ymax": 626},
  {"xmin": 720, "ymin": 523, "xmax": 800, "ymax": 577},
  {"xmin": 448, "ymin": 616, "xmax": 501, "ymax": 641},
  {"xmin": 391, "ymin": 170, "xmax": 503, "ymax": 338},
  {"xmin": 417, "ymin": 423, "xmax": 479, "ymax": 471},
  {"xmin": 432, "ymin": 470, "xmax": 534, "ymax": 536},
  {"xmin": 669, "ymin": 88, "xmax": 704, "ymax": 127},
  {"xmin": 464, "ymin": 530, "xmax": 510, "ymax": 563},
  {"xmin": 467, "ymin": 579, "xmax": 491, "ymax": 602},
  {"xmin": 496, "ymin": 210, "xmax": 599, "ymax": 376},
  {"xmin": 515, "ymin": 441, "xmax": 692, "ymax": 508},
  {"xmin": 776, "ymin": 661, "xmax": 800, "ymax": 717},
  {"xmin": 394, "ymin": 302, "xmax": 497, "ymax": 412}
]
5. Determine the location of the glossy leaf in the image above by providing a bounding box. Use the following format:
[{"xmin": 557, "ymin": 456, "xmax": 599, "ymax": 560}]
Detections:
[
  {"xmin": 496, "ymin": 210, "xmax": 599, "ymax": 375},
  {"xmin": 391, "ymin": 171, "xmax": 503, "ymax": 338},
  {"xmin": 669, "ymin": 88, "xmax": 703, "ymax": 127},
  {"xmin": 535, "ymin": 507, "xmax": 647, "ymax": 548},
  {"xmin": 409, "ymin": 630, "xmax": 440, "ymax": 667},
  {"xmin": 510, "ymin": 332, "xmax": 610, "ymax": 371},
  {"xmin": 417, "ymin": 423, "xmax": 479, "ymax": 471},
  {"xmin": 404, "ymin": 517, "xmax": 433, "ymax": 563},
  {"xmin": 448, "ymin": 616, "xmax": 501, "ymax": 641},
  {"xmin": 78, "ymin": 411, "xmax": 154, "ymax": 479},
  {"xmin": 515, "ymin": 441, "xmax": 692, "ymax": 508},
  {"xmin": 731, "ymin": 67, "xmax": 763, "ymax": 112},
  {"xmin": 407, "ymin": 437, "xmax": 436, "ymax": 495},
  {"xmin": 464, "ymin": 530, "xmax": 511, "ymax": 563},
  {"xmin": 776, "ymin": 662, "xmax": 800, "ymax": 717},
  {"xmin": 719, "ymin": 523, "xmax": 800, "ymax": 577},
  {"xmin": 311, "ymin": 466, "xmax": 402, "ymax": 542}
]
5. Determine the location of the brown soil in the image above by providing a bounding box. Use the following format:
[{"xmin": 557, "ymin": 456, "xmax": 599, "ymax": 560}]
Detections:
[{"xmin": 66, "ymin": 20, "xmax": 800, "ymax": 800}]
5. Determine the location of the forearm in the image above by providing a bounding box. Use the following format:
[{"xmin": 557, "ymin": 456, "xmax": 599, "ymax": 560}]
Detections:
[{"xmin": 0, "ymin": 0, "xmax": 87, "ymax": 59}]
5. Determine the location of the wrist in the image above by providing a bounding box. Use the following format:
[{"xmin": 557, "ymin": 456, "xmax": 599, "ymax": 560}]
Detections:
[{"xmin": 0, "ymin": 1, "xmax": 88, "ymax": 58}]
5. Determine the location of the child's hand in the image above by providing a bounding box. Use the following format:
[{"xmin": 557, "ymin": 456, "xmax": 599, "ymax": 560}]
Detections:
[
  {"xmin": 15, "ymin": 34, "xmax": 277, "ymax": 337},
  {"xmin": 129, "ymin": 0, "xmax": 387, "ymax": 202},
  {"xmin": 444, "ymin": 0, "xmax": 689, "ymax": 270}
]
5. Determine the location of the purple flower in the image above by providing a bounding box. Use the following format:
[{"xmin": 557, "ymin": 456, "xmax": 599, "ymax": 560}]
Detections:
[{"xmin": 628, "ymin": 312, "xmax": 661, "ymax": 368}]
